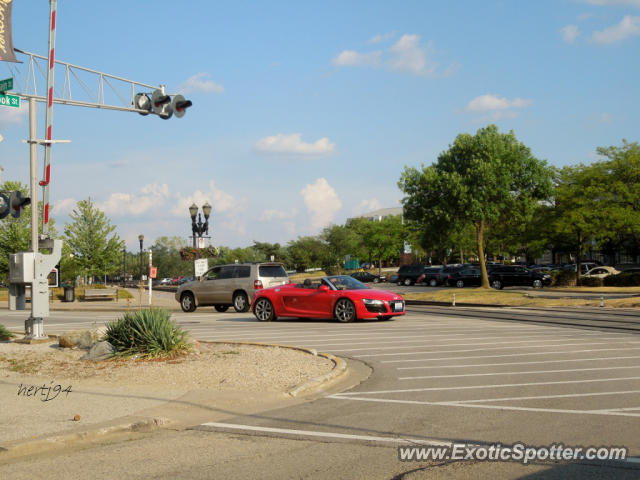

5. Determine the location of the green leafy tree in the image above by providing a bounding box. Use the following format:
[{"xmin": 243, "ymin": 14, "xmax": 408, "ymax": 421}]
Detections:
[
  {"xmin": 320, "ymin": 224, "xmax": 361, "ymax": 270},
  {"xmin": 399, "ymin": 125, "xmax": 553, "ymax": 287},
  {"xmin": 151, "ymin": 236, "xmax": 188, "ymax": 279},
  {"xmin": 287, "ymin": 236, "xmax": 328, "ymax": 272},
  {"xmin": 63, "ymin": 198, "xmax": 124, "ymax": 281},
  {"xmin": 349, "ymin": 216, "xmax": 405, "ymax": 273}
]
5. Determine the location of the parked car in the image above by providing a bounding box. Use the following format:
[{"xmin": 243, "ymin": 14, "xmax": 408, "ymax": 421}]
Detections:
[
  {"xmin": 178, "ymin": 276, "xmax": 194, "ymax": 285},
  {"xmin": 444, "ymin": 267, "xmax": 483, "ymax": 288},
  {"xmin": 434, "ymin": 264, "xmax": 466, "ymax": 286},
  {"xmin": 396, "ymin": 265, "xmax": 426, "ymax": 286},
  {"xmin": 171, "ymin": 276, "xmax": 183, "ymax": 285},
  {"xmin": 489, "ymin": 265, "xmax": 552, "ymax": 289},
  {"xmin": 563, "ymin": 263, "xmax": 598, "ymax": 275},
  {"xmin": 350, "ymin": 271, "xmax": 386, "ymax": 283},
  {"xmin": 175, "ymin": 262, "xmax": 289, "ymax": 313},
  {"xmin": 416, "ymin": 266, "xmax": 444, "ymax": 287},
  {"xmin": 159, "ymin": 277, "xmax": 173, "ymax": 285},
  {"xmin": 583, "ymin": 266, "xmax": 620, "ymax": 278},
  {"xmin": 251, "ymin": 275, "xmax": 405, "ymax": 323}
]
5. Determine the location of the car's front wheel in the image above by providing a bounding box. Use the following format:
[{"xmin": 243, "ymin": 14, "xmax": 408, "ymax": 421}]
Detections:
[
  {"xmin": 214, "ymin": 305, "xmax": 229, "ymax": 312},
  {"xmin": 456, "ymin": 280, "xmax": 465, "ymax": 288},
  {"xmin": 429, "ymin": 278, "xmax": 437, "ymax": 287},
  {"xmin": 532, "ymin": 279, "xmax": 543, "ymax": 288},
  {"xmin": 180, "ymin": 292, "xmax": 196, "ymax": 312},
  {"xmin": 254, "ymin": 298, "xmax": 276, "ymax": 322},
  {"xmin": 403, "ymin": 278, "xmax": 412, "ymax": 286},
  {"xmin": 334, "ymin": 298, "xmax": 356, "ymax": 323},
  {"xmin": 373, "ymin": 277, "xmax": 380, "ymax": 283},
  {"xmin": 233, "ymin": 291, "xmax": 250, "ymax": 312},
  {"xmin": 491, "ymin": 279, "xmax": 503, "ymax": 290}
]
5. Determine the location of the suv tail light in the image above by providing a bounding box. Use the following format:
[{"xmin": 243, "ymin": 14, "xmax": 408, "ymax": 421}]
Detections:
[{"xmin": 254, "ymin": 280, "xmax": 263, "ymax": 289}]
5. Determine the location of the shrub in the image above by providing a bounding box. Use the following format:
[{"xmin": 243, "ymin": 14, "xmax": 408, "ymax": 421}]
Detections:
[
  {"xmin": 0, "ymin": 324, "xmax": 15, "ymax": 340},
  {"xmin": 603, "ymin": 273, "xmax": 640, "ymax": 287},
  {"xmin": 580, "ymin": 277, "xmax": 603, "ymax": 287},
  {"xmin": 104, "ymin": 308, "xmax": 191, "ymax": 358},
  {"xmin": 551, "ymin": 269, "xmax": 576, "ymax": 287}
]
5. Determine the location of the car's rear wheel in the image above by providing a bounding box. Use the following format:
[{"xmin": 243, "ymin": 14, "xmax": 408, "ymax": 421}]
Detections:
[
  {"xmin": 180, "ymin": 292, "xmax": 196, "ymax": 312},
  {"xmin": 373, "ymin": 277, "xmax": 380, "ymax": 283},
  {"xmin": 491, "ymin": 279, "xmax": 503, "ymax": 290},
  {"xmin": 397, "ymin": 280, "xmax": 403, "ymax": 286},
  {"xmin": 334, "ymin": 298, "xmax": 356, "ymax": 323},
  {"xmin": 429, "ymin": 279, "xmax": 437, "ymax": 287},
  {"xmin": 532, "ymin": 279, "xmax": 543, "ymax": 288},
  {"xmin": 233, "ymin": 291, "xmax": 250, "ymax": 312},
  {"xmin": 254, "ymin": 298, "xmax": 276, "ymax": 322},
  {"xmin": 214, "ymin": 305, "xmax": 229, "ymax": 312},
  {"xmin": 456, "ymin": 280, "xmax": 465, "ymax": 288},
  {"xmin": 403, "ymin": 278, "xmax": 412, "ymax": 286}
]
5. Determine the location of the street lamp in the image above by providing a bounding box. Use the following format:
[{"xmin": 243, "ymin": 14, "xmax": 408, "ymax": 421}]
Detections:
[
  {"xmin": 138, "ymin": 234, "xmax": 144, "ymax": 282},
  {"xmin": 189, "ymin": 202, "xmax": 212, "ymax": 248},
  {"xmin": 122, "ymin": 247, "xmax": 126, "ymax": 287}
]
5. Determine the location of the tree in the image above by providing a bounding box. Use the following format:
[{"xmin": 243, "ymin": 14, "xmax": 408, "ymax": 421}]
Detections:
[
  {"xmin": 320, "ymin": 224, "xmax": 360, "ymax": 270},
  {"xmin": 151, "ymin": 236, "xmax": 188, "ymax": 279},
  {"xmin": 63, "ymin": 198, "xmax": 124, "ymax": 282},
  {"xmin": 286, "ymin": 236, "xmax": 328, "ymax": 272},
  {"xmin": 399, "ymin": 125, "xmax": 554, "ymax": 287},
  {"xmin": 349, "ymin": 216, "xmax": 405, "ymax": 273}
]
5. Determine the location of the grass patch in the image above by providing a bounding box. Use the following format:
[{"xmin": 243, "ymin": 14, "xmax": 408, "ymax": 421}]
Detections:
[
  {"xmin": 104, "ymin": 308, "xmax": 191, "ymax": 358},
  {"xmin": 289, "ymin": 271, "xmax": 327, "ymax": 281},
  {"xmin": 5, "ymin": 358, "xmax": 40, "ymax": 374}
]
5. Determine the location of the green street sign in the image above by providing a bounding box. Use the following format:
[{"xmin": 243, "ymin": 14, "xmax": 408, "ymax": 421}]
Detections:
[
  {"xmin": 0, "ymin": 77, "xmax": 13, "ymax": 93},
  {"xmin": 0, "ymin": 94, "xmax": 20, "ymax": 108}
]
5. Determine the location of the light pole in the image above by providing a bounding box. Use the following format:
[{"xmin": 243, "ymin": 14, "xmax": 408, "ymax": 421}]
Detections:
[
  {"xmin": 122, "ymin": 247, "xmax": 126, "ymax": 287},
  {"xmin": 189, "ymin": 202, "xmax": 212, "ymax": 248},
  {"xmin": 138, "ymin": 234, "xmax": 144, "ymax": 282}
]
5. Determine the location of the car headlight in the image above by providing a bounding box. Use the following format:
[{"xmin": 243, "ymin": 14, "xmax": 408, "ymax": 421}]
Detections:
[
  {"xmin": 362, "ymin": 299, "xmax": 384, "ymax": 305},
  {"xmin": 543, "ymin": 275, "xmax": 551, "ymax": 279}
]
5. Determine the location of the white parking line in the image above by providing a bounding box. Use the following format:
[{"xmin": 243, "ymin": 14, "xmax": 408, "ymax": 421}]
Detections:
[
  {"xmin": 377, "ymin": 342, "xmax": 640, "ymax": 361},
  {"xmin": 397, "ymin": 355, "xmax": 640, "ymax": 370},
  {"xmin": 592, "ymin": 406, "xmax": 640, "ymax": 413},
  {"xmin": 399, "ymin": 365, "xmax": 640, "ymax": 380},
  {"xmin": 334, "ymin": 376, "xmax": 640, "ymax": 395},
  {"xmin": 328, "ymin": 395, "xmax": 640, "ymax": 418},
  {"xmin": 449, "ymin": 390, "xmax": 640, "ymax": 404}
]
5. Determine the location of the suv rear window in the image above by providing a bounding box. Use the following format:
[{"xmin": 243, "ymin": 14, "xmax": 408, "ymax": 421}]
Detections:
[{"xmin": 259, "ymin": 265, "xmax": 288, "ymax": 277}]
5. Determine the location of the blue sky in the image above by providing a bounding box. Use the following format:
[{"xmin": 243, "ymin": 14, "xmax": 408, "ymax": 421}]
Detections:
[{"xmin": 1, "ymin": 0, "xmax": 639, "ymax": 250}]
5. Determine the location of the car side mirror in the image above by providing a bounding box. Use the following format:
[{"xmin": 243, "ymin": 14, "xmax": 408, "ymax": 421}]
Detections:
[{"xmin": 318, "ymin": 285, "xmax": 330, "ymax": 292}]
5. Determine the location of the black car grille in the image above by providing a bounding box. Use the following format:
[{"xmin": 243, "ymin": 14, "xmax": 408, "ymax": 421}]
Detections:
[{"xmin": 365, "ymin": 304, "xmax": 388, "ymax": 313}]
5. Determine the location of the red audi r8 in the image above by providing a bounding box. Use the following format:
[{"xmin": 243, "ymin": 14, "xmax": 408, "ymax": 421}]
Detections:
[{"xmin": 251, "ymin": 275, "xmax": 405, "ymax": 323}]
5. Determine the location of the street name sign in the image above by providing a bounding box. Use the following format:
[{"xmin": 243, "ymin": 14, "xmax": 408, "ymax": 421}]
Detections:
[
  {"xmin": 0, "ymin": 94, "xmax": 19, "ymax": 108},
  {"xmin": 0, "ymin": 77, "xmax": 13, "ymax": 93}
]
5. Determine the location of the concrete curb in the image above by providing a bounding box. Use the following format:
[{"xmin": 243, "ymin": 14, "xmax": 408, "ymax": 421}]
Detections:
[
  {"xmin": 198, "ymin": 340, "xmax": 348, "ymax": 397},
  {"xmin": 0, "ymin": 417, "xmax": 170, "ymax": 461},
  {"xmin": 405, "ymin": 299, "xmax": 505, "ymax": 308}
]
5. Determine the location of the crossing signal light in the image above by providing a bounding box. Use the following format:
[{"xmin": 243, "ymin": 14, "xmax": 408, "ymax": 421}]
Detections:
[
  {"xmin": 8, "ymin": 191, "xmax": 30, "ymax": 218},
  {"xmin": 134, "ymin": 93, "xmax": 151, "ymax": 116},
  {"xmin": 151, "ymin": 89, "xmax": 172, "ymax": 119},
  {"xmin": 0, "ymin": 193, "xmax": 9, "ymax": 219},
  {"xmin": 172, "ymin": 95, "xmax": 192, "ymax": 118}
]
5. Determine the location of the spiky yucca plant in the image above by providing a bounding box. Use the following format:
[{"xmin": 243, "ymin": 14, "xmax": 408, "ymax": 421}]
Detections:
[
  {"xmin": 104, "ymin": 308, "xmax": 190, "ymax": 358},
  {"xmin": 0, "ymin": 324, "xmax": 15, "ymax": 340}
]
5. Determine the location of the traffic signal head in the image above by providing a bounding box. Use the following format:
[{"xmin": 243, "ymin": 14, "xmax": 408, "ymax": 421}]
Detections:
[
  {"xmin": 8, "ymin": 191, "xmax": 30, "ymax": 218},
  {"xmin": 151, "ymin": 89, "xmax": 172, "ymax": 119},
  {"xmin": 134, "ymin": 93, "xmax": 152, "ymax": 116},
  {"xmin": 0, "ymin": 193, "xmax": 9, "ymax": 219},
  {"xmin": 172, "ymin": 95, "xmax": 193, "ymax": 118}
]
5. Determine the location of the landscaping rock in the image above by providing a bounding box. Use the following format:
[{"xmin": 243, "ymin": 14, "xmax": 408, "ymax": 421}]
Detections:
[
  {"xmin": 58, "ymin": 330, "xmax": 100, "ymax": 349},
  {"xmin": 81, "ymin": 341, "xmax": 116, "ymax": 361}
]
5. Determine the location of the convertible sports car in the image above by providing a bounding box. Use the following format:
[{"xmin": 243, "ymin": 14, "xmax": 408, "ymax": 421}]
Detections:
[{"xmin": 251, "ymin": 275, "xmax": 405, "ymax": 323}]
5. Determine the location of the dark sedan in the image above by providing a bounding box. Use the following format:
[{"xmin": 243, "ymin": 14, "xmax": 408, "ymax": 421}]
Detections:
[
  {"xmin": 489, "ymin": 265, "xmax": 551, "ymax": 289},
  {"xmin": 350, "ymin": 271, "xmax": 386, "ymax": 284},
  {"xmin": 445, "ymin": 267, "xmax": 483, "ymax": 288}
]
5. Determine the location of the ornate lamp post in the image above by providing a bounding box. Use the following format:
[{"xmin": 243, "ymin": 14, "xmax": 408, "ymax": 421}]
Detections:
[
  {"xmin": 189, "ymin": 202, "xmax": 212, "ymax": 248},
  {"xmin": 138, "ymin": 234, "xmax": 144, "ymax": 282}
]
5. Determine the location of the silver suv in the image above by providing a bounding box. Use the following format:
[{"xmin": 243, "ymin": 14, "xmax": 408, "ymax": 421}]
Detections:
[{"xmin": 175, "ymin": 262, "xmax": 289, "ymax": 313}]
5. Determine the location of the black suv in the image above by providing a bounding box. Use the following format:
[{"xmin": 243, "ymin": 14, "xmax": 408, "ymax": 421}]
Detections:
[
  {"xmin": 418, "ymin": 266, "xmax": 445, "ymax": 287},
  {"xmin": 489, "ymin": 265, "xmax": 551, "ymax": 289},
  {"xmin": 396, "ymin": 265, "xmax": 425, "ymax": 286}
]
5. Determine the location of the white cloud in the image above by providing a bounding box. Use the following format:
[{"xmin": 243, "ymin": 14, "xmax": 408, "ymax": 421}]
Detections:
[
  {"xmin": 561, "ymin": 25, "xmax": 581, "ymax": 43},
  {"xmin": 368, "ymin": 32, "xmax": 395, "ymax": 44},
  {"xmin": 52, "ymin": 198, "xmax": 77, "ymax": 215},
  {"xmin": 254, "ymin": 133, "xmax": 335, "ymax": 155},
  {"xmin": 333, "ymin": 34, "xmax": 456, "ymax": 77},
  {"xmin": 332, "ymin": 50, "xmax": 381, "ymax": 67},
  {"xmin": 178, "ymin": 73, "xmax": 224, "ymax": 94},
  {"xmin": 353, "ymin": 198, "xmax": 382, "ymax": 215},
  {"xmin": 300, "ymin": 178, "xmax": 342, "ymax": 230},
  {"xmin": 465, "ymin": 94, "xmax": 533, "ymax": 112},
  {"xmin": 259, "ymin": 208, "xmax": 298, "ymax": 221},
  {"xmin": 598, "ymin": 112, "xmax": 613, "ymax": 122},
  {"xmin": 171, "ymin": 180, "xmax": 244, "ymax": 217},
  {"xmin": 475, "ymin": 110, "xmax": 521, "ymax": 123},
  {"xmin": 592, "ymin": 15, "xmax": 640, "ymax": 43},
  {"xmin": 98, "ymin": 183, "xmax": 170, "ymax": 216},
  {"xmin": 0, "ymin": 102, "xmax": 28, "ymax": 127},
  {"xmin": 387, "ymin": 34, "xmax": 437, "ymax": 76}
]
